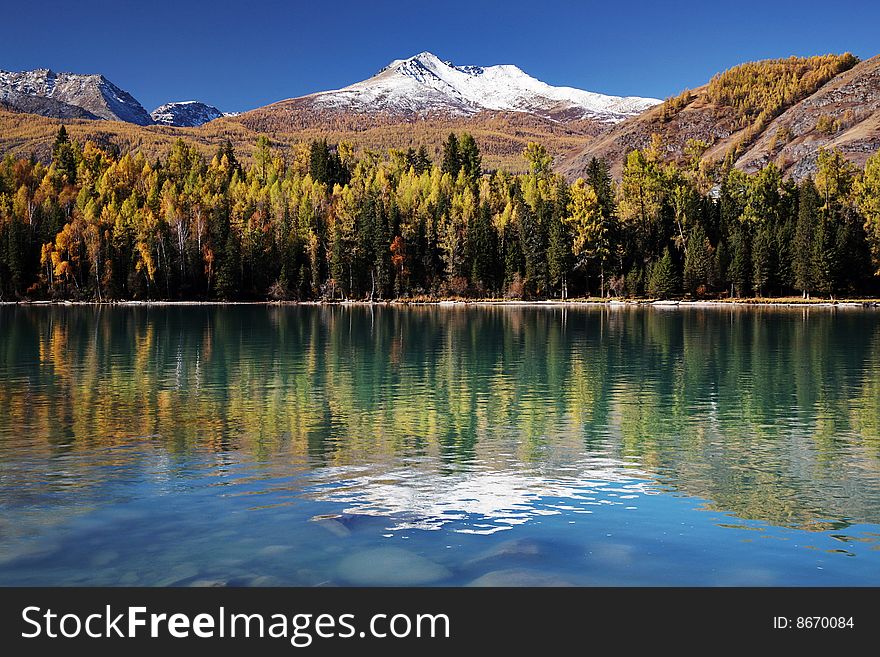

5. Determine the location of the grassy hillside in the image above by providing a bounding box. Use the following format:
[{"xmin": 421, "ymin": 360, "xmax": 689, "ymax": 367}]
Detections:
[
  {"xmin": 560, "ymin": 53, "xmax": 866, "ymax": 180},
  {"xmin": 0, "ymin": 106, "xmax": 598, "ymax": 173}
]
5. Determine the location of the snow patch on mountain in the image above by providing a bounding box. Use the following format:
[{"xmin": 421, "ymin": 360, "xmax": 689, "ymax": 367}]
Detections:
[
  {"xmin": 151, "ymin": 100, "xmax": 224, "ymax": 127},
  {"xmin": 308, "ymin": 52, "xmax": 659, "ymax": 122}
]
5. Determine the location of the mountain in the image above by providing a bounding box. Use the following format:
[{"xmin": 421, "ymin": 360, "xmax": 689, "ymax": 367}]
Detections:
[
  {"xmin": 238, "ymin": 51, "xmax": 658, "ymax": 129},
  {"xmin": 230, "ymin": 51, "xmax": 659, "ymax": 170},
  {"xmin": 301, "ymin": 51, "xmax": 659, "ymax": 122},
  {"xmin": 559, "ymin": 53, "xmax": 877, "ymax": 181},
  {"xmin": 151, "ymin": 101, "xmax": 224, "ymax": 127},
  {"xmin": 0, "ymin": 68, "xmax": 152, "ymax": 125}
]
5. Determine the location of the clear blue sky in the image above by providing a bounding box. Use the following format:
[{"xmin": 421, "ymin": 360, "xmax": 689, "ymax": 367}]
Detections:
[{"xmin": 2, "ymin": 0, "xmax": 877, "ymax": 112}]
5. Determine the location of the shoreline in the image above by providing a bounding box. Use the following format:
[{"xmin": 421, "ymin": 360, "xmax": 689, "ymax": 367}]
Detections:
[{"xmin": 2, "ymin": 298, "xmax": 878, "ymax": 309}]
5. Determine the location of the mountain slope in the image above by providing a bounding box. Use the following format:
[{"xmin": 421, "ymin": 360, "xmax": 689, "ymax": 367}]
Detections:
[
  {"xmin": 151, "ymin": 101, "xmax": 224, "ymax": 127},
  {"xmin": 559, "ymin": 53, "xmax": 869, "ymax": 180},
  {"xmin": 0, "ymin": 87, "xmax": 99, "ymax": 120},
  {"xmin": 735, "ymin": 55, "xmax": 880, "ymax": 178},
  {"xmin": 0, "ymin": 68, "xmax": 153, "ymax": 125}
]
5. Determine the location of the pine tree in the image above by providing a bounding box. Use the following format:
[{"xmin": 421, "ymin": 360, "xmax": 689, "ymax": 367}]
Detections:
[
  {"xmin": 683, "ymin": 223, "xmax": 715, "ymax": 295},
  {"xmin": 751, "ymin": 223, "xmax": 773, "ymax": 297},
  {"xmin": 309, "ymin": 139, "xmax": 332, "ymax": 185},
  {"xmin": 441, "ymin": 133, "xmax": 460, "ymax": 176},
  {"xmin": 216, "ymin": 231, "xmax": 241, "ymax": 300},
  {"xmin": 585, "ymin": 157, "xmax": 615, "ymax": 218},
  {"xmin": 215, "ymin": 140, "xmax": 240, "ymax": 180},
  {"xmin": 415, "ymin": 145, "xmax": 432, "ymax": 175},
  {"xmin": 469, "ymin": 202, "xmax": 497, "ymax": 293},
  {"xmin": 547, "ymin": 181, "xmax": 571, "ymax": 298},
  {"xmin": 52, "ymin": 125, "xmax": 77, "ymax": 184},
  {"xmin": 794, "ymin": 178, "xmax": 819, "ymax": 297},
  {"xmin": 729, "ymin": 223, "xmax": 751, "ymax": 297},
  {"xmin": 648, "ymin": 248, "xmax": 678, "ymax": 298},
  {"xmin": 405, "ymin": 147, "xmax": 417, "ymax": 172},
  {"xmin": 517, "ymin": 196, "xmax": 547, "ymax": 296},
  {"xmin": 458, "ymin": 133, "xmax": 482, "ymax": 185}
]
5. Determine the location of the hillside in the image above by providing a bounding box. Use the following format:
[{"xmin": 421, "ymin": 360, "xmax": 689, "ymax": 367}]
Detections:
[
  {"xmin": 735, "ymin": 55, "xmax": 880, "ymax": 178},
  {"xmin": 0, "ymin": 107, "xmax": 607, "ymax": 172},
  {"xmin": 0, "ymin": 109, "xmax": 271, "ymax": 164},
  {"xmin": 560, "ymin": 53, "xmax": 872, "ymax": 180}
]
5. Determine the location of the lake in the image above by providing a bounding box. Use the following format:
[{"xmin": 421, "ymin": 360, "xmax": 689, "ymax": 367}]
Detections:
[{"xmin": 1, "ymin": 304, "xmax": 879, "ymax": 586}]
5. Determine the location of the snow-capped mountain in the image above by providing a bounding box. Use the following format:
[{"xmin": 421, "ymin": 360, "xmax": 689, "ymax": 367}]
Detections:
[
  {"xmin": 151, "ymin": 101, "xmax": 225, "ymax": 127},
  {"xmin": 306, "ymin": 51, "xmax": 660, "ymax": 122},
  {"xmin": 0, "ymin": 69, "xmax": 152, "ymax": 125}
]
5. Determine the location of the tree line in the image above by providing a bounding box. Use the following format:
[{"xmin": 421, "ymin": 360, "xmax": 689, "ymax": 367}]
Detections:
[{"xmin": 1, "ymin": 126, "xmax": 879, "ymax": 301}]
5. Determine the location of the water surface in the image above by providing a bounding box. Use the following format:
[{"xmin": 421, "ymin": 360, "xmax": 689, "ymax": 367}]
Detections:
[{"xmin": 1, "ymin": 304, "xmax": 879, "ymax": 586}]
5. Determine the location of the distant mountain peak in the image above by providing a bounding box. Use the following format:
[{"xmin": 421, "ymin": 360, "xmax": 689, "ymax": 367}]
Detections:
[
  {"xmin": 150, "ymin": 101, "xmax": 225, "ymax": 127},
  {"xmin": 311, "ymin": 51, "xmax": 660, "ymax": 123}
]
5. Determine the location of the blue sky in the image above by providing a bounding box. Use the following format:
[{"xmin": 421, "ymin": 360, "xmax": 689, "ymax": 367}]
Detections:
[{"xmin": 2, "ymin": 0, "xmax": 878, "ymax": 112}]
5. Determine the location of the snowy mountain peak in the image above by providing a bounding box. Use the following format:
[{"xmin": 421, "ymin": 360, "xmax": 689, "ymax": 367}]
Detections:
[
  {"xmin": 311, "ymin": 52, "xmax": 660, "ymax": 123},
  {"xmin": 151, "ymin": 101, "xmax": 225, "ymax": 127}
]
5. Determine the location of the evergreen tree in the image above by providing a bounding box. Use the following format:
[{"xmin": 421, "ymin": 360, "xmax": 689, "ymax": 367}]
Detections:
[
  {"xmin": 405, "ymin": 147, "xmax": 417, "ymax": 172},
  {"xmin": 309, "ymin": 139, "xmax": 333, "ymax": 185},
  {"xmin": 648, "ymin": 248, "xmax": 678, "ymax": 298},
  {"xmin": 751, "ymin": 222, "xmax": 773, "ymax": 297},
  {"xmin": 52, "ymin": 125, "xmax": 77, "ymax": 184},
  {"xmin": 415, "ymin": 145, "xmax": 432, "ymax": 175},
  {"xmin": 441, "ymin": 133, "xmax": 460, "ymax": 176},
  {"xmin": 216, "ymin": 230, "xmax": 241, "ymax": 300},
  {"xmin": 517, "ymin": 196, "xmax": 547, "ymax": 296},
  {"xmin": 812, "ymin": 211, "xmax": 837, "ymax": 298},
  {"xmin": 458, "ymin": 133, "xmax": 482, "ymax": 186},
  {"xmin": 502, "ymin": 221, "xmax": 523, "ymax": 291},
  {"xmin": 547, "ymin": 181, "xmax": 572, "ymax": 298},
  {"xmin": 794, "ymin": 178, "xmax": 819, "ymax": 297},
  {"xmin": 469, "ymin": 202, "xmax": 497, "ymax": 293},
  {"xmin": 585, "ymin": 157, "xmax": 615, "ymax": 219},
  {"xmin": 215, "ymin": 140, "xmax": 240, "ymax": 180},
  {"xmin": 729, "ymin": 223, "xmax": 751, "ymax": 297},
  {"xmin": 683, "ymin": 223, "xmax": 715, "ymax": 295}
]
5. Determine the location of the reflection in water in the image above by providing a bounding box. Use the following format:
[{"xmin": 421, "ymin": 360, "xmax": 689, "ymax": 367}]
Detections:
[
  {"xmin": 304, "ymin": 458, "xmax": 654, "ymax": 534},
  {"xmin": 0, "ymin": 304, "xmax": 879, "ymax": 585}
]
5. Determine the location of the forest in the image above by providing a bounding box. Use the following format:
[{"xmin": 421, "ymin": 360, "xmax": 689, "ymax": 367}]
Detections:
[{"xmin": 1, "ymin": 125, "xmax": 880, "ymax": 301}]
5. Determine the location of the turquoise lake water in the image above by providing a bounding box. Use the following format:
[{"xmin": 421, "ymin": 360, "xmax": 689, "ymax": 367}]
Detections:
[{"xmin": 0, "ymin": 304, "xmax": 878, "ymax": 586}]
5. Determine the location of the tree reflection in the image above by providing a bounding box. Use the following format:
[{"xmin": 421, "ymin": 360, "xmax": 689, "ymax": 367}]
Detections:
[{"xmin": 0, "ymin": 304, "xmax": 878, "ymax": 530}]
